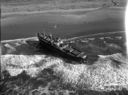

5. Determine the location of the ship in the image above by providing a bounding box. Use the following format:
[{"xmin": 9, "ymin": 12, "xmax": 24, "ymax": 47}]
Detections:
[{"xmin": 37, "ymin": 33, "xmax": 87, "ymax": 63}]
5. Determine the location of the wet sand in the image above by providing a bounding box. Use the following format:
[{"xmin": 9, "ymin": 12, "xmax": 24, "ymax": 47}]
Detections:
[{"xmin": 1, "ymin": 8, "xmax": 125, "ymax": 40}]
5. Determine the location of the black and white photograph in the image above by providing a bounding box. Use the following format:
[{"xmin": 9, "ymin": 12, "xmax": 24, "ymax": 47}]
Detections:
[{"xmin": 1, "ymin": 0, "xmax": 128, "ymax": 95}]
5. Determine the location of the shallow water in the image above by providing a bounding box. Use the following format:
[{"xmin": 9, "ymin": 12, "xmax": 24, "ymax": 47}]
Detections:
[{"xmin": 1, "ymin": 8, "xmax": 125, "ymax": 40}]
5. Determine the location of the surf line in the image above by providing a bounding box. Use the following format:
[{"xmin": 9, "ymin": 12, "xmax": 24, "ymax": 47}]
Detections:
[{"xmin": 125, "ymin": 2, "xmax": 128, "ymax": 54}]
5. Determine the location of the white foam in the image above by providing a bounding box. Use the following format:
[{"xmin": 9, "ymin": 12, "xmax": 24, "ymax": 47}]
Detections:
[{"xmin": 1, "ymin": 53, "xmax": 128, "ymax": 91}]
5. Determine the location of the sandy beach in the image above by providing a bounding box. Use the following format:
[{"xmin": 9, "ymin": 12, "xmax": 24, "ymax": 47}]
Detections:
[{"xmin": 1, "ymin": 7, "xmax": 125, "ymax": 40}]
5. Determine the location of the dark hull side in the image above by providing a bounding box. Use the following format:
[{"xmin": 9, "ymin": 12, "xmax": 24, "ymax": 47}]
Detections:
[{"xmin": 38, "ymin": 39, "xmax": 85, "ymax": 62}]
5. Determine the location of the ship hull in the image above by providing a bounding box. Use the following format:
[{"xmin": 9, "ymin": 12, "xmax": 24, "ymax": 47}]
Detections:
[{"xmin": 37, "ymin": 35, "xmax": 85, "ymax": 62}]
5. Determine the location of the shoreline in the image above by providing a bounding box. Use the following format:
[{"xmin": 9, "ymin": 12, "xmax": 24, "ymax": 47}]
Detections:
[{"xmin": 1, "ymin": 31, "xmax": 124, "ymax": 42}]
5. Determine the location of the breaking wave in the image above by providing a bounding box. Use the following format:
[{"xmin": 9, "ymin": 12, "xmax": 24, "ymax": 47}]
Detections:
[{"xmin": 1, "ymin": 53, "xmax": 128, "ymax": 91}]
